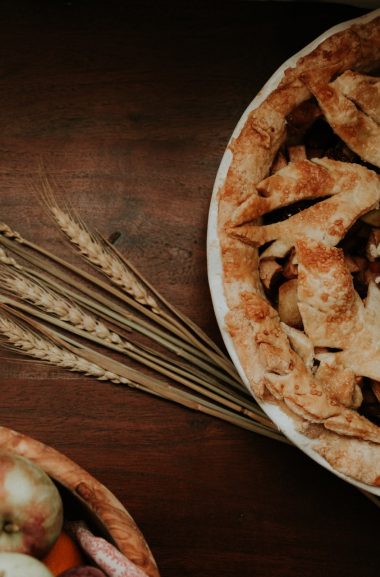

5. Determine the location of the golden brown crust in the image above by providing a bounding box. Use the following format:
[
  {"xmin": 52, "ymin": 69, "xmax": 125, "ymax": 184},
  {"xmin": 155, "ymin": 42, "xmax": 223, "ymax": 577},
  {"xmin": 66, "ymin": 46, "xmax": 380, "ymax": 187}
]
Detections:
[
  {"xmin": 282, "ymin": 16, "xmax": 380, "ymax": 85},
  {"xmin": 296, "ymin": 239, "xmax": 363, "ymax": 349},
  {"xmin": 333, "ymin": 71, "xmax": 380, "ymax": 124},
  {"xmin": 230, "ymin": 159, "xmax": 336, "ymax": 226},
  {"xmin": 229, "ymin": 160, "xmax": 380, "ymax": 259},
  {"xmin": 216, "ymin": 13, "xmax": 380, "ymax": 486},
  {"xmin": 315, "ymin": 434, "xmax": 380, "ymax": 486},
  {"xmin": 335, "ymin": 281, "xmax": 380, "ymax": 381},
  {"xmin": 303, "ymin": 72, "xmax": 380, "ymax": 167}
]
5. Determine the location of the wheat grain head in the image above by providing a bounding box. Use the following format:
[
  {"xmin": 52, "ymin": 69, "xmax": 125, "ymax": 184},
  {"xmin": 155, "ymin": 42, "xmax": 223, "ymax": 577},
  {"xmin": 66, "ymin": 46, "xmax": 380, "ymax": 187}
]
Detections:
[
  {"xmin": 0, "ymin": 266, "xmax": 125, "ymax": 347},
  {"xmin": 0, "ymin": 246, "xmax": 23, "ymax": 270},
  {"xmin": 39, "ymin": 179, "xmax": 160, "ymax": 313},
  {"xmin": 0, "ymin": 223, "xmax": 23, "ymax": 242},
  {"xmin": 0, "ymin": 312, "xmax": 130, "ymax": 385}
]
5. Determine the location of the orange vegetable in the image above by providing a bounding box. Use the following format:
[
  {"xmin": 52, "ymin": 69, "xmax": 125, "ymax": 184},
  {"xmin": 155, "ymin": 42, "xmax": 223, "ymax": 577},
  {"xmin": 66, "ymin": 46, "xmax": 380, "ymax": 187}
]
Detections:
[{"xmin": 43, "ymin": 529, "xmax": 85, "ymax": 576}]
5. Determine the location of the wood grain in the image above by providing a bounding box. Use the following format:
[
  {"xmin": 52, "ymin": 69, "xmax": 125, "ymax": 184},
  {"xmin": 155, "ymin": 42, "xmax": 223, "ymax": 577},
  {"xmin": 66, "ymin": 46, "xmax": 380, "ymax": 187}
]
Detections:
[{"xmin": 0, "ymin": 2, "xmax": 378, "ymax": 577}]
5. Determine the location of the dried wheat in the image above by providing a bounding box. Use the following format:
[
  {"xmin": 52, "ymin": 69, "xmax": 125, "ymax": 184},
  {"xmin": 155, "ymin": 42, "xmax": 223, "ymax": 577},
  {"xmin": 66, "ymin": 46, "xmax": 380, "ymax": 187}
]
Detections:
[
  {"xmin": 0, "ymin": 312, "xmax": 129, "ymax": 385},
  {"xmin": 0, "ymin": 247, "xmax": 22, "ymax": 270},
  {"xmin": 43, "ymin": 197, "xmax": 160, "ymax": 313},
  {"xmin": 0, "ymin": 223, "xmax": 23, "ymax": 242},
  {"xmin": 0, "ymin": 267, "xmax": 125, "ymax": 346}
]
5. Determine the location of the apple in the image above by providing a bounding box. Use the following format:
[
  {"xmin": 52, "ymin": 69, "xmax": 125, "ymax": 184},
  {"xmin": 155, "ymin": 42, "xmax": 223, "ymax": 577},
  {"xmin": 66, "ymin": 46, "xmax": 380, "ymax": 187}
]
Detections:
[
  {"xmin": 0, "ymin": 552, "xmax": 54, "ymax": 576},
  {"xmin": 0, "ymin": 452, "xmax": 63, "ymax": 558}
]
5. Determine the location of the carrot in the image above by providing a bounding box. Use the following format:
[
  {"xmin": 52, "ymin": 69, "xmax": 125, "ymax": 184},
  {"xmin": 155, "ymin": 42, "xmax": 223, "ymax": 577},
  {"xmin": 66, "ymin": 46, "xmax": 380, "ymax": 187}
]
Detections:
[{"xmin": 43, "ymin": 529, "xmax": 85, "ymax": 576}]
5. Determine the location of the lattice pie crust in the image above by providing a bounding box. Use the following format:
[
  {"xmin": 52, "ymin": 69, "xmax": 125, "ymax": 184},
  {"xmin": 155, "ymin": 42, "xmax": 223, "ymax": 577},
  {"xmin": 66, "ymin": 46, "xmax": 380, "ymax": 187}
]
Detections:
[{"xmin": 217, "ymin": 13, "xmax": 380, "ymax": 486}]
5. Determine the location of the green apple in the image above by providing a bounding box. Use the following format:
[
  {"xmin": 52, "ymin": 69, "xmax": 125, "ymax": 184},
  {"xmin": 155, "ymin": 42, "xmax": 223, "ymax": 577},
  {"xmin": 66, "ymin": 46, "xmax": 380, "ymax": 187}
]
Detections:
[
  {"xmin": 0, "ymin": 453, "xmax": 63, "ymax": 558},
  {"xmin": 0, "ymin": 552, "xmax": 54, "ymax": 576}
]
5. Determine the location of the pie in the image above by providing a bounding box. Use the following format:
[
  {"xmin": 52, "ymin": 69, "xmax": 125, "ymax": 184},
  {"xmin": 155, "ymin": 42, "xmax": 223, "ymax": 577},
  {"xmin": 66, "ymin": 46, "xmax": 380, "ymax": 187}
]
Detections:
[{"xmin": 213, "ymin": 10, "xmax": 380, "ymax": 488}]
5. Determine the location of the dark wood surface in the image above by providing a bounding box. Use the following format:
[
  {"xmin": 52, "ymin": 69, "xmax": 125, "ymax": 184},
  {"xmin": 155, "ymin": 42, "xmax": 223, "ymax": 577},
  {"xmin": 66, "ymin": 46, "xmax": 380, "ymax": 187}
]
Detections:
[{"xmin": 0, "ymin": 1, "xmax": 378, "ymax": 576}]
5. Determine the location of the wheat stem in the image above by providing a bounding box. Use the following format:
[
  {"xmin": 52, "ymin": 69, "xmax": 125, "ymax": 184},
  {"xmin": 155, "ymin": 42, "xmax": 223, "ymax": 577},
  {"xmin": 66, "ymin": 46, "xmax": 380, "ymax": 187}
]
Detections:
[
  {"xmin": 39, "ymin": 190, "xmax": 238, "ymax": 375},
  {"xmin": 0, "ymin": 310, "xmax": 129, "ymax": 386},
  {"xmin": 0, "ymin": 304, "xmax": 284, "ymax": 442},
  {"xmin": 0, "ymin": 267, "xmax": 125, "ymax": 347},
  {"xmin": 0, "ymin": 246, "xmax": 23, "ymax": 270},
  {"xmin": 59, "ymin": 332, "xmax": 286, "ymax": 442},
  {"xmin": 53, "ymin": 208, "xmax": 160, "ymax": 313},
  {"xmin": 105, "ymin": 236, "xmax": 232, "ymax": 359},
  {"xmin": 0, "ymin": 232, "xmax": 226, "ymax": 368},
  {"xmin": 39, "ymin": 179, "xmax": 161, "ymax": 315},
  {"xmin": 0, "ymin": 292, "xmax": 275, "ymax": 429},
  {"xmin": 1, "ymin": 264, "xmax": 257, "ymax": 416},
  {"xmin": 360, "ymin": 490, "xmax": 380, "ymax": 509},
  {"xmin": 40, "ymin": 181, "xmax": 200, "ymax": 344},
  {"xmin": 0, "ymin": 223, "xmax": 274, "ymax": 431},
  {"xmin": 0, "ymin": 235, "xmax": 245, "ymax": 395}
]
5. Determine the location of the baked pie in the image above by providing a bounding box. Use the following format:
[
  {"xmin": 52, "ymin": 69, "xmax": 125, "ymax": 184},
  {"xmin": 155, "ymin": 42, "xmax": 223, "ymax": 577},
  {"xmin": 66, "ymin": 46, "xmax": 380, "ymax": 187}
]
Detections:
[{"xmin": 212, "ymin": 10, "xmax": 380, "ymax": 488}]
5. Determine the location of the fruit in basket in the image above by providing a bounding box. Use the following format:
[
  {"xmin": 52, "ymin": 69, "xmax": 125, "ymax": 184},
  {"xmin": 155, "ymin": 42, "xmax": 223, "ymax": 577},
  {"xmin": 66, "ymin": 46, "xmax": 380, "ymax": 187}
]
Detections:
[
  {"xmin": 0, "ymin": 452, "xmax": 63, "ymax": 558},
  {"xmin": 57, "ymin": 567, "xmax": 107, "ymax": 577},
  {"xmin": 42, "ymin": 530, "xmax": 85, "ymax": 576},
  {"xmin": 0, "ymin": 551, "xmax": 54, "ymax": 576}
]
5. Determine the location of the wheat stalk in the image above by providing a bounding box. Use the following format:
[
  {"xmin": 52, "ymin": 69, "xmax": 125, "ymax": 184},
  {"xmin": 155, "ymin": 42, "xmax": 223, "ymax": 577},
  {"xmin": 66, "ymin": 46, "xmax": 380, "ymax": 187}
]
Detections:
[
  {"xmin": 0, "ymin": 304, "xmax": 285, "ymax": 441},
  {"xmin": 0, "ymin": 231, "xmax": 242, "ymax": 388},
  {"xmin": 44, "ymin": 202, "xmax": 239, "ymax": 373},
  {"xmin": 38, "ymin": 183, "xmax": 160, "ymax": 314},
  {"xmin": 0, "ymin": 287, "xmax": 273, "ymax": 430},
  {"xmin": 0, "ymin": 311, "xmax": 129, "ymax": 385},
  {"xmin": 0, "ymin": 221, "xmax": 277, "ymax": 435},
  {"xmin": 38, "ymin": 181, "xmax": 230, "ymax": 357},
  {"xmin": 0, "ymin": 223, "xmax": 23, "ymax": 242},
  {"xmin": 0, "ymin": 243, "xmax": 243, "ymax": 393},
  {"xmin": 0, "ymin": 225, "xmax": 213, "ymax": 361},
  {"xmin": 0, "ymin": 256, "xmax": 255, "ymax": 414},
  {"xmin": 0, "ymin": 266, "xmax": 125, "ymax": 346},
  {"xmin": 0, "ymin": 246, "xmax": 22, "ymax": 270},
  {"xmin": 55, "ymin": 210, "xmax": 159, "ymax": 311}
]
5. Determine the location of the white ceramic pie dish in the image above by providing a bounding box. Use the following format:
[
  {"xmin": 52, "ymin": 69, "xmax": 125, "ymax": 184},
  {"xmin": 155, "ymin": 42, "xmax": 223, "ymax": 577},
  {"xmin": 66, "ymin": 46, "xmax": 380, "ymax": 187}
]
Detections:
[{"xmin": 207, "ymin": 8, "xmax": 380, "ymax": 496}]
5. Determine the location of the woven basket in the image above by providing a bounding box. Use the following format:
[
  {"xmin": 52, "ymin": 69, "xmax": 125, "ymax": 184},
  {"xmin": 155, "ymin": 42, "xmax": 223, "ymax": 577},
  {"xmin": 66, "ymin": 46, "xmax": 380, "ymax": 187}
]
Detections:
[{"xmin": 0, "ymin": 425, "xmax": 159, "ymax": 577}]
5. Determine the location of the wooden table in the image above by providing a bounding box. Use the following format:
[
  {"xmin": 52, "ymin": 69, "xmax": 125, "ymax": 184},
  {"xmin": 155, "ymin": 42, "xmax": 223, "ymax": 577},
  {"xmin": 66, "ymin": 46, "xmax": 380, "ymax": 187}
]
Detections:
[{"xmin": 0, "ymin": 2, "xmax": 378, "ymax": 576}]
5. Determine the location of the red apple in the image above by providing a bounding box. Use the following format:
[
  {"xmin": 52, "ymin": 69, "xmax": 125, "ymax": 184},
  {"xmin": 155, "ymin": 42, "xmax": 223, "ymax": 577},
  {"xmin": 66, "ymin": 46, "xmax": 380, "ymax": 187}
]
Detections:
[
  {"xmin": 0, "ymin": 552, "xmax": 54, "ymax": 576},
  {"xmin": 0, "ymin": 452, "xmax": 63, "ymax": 558}
]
